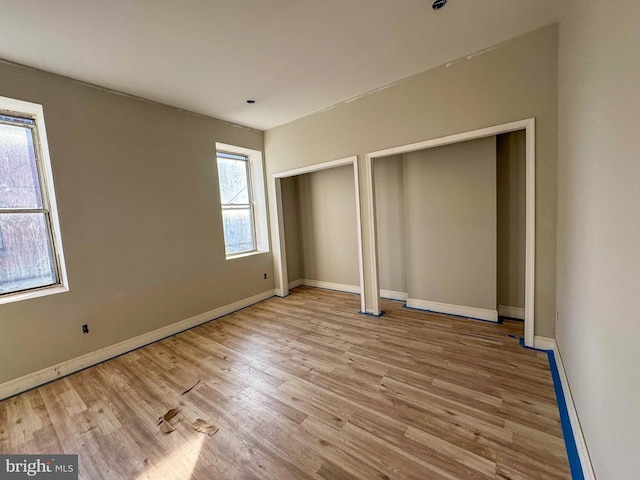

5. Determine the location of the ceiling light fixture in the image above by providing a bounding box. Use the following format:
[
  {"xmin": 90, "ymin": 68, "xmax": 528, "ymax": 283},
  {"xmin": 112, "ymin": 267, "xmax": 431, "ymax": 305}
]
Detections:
[{"xmin": 432, "ymin": 0, "xmax": 447, "ymax": 10}]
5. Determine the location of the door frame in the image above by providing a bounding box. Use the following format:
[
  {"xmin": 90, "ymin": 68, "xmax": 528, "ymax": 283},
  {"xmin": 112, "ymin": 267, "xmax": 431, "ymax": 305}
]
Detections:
[
  {"xmin": 272, "ymin": 156, "xmax": 366, "ymax": 313},
  {"xmin": 363, "ymin": 118, "xmax": 536, "ymax": 347}
]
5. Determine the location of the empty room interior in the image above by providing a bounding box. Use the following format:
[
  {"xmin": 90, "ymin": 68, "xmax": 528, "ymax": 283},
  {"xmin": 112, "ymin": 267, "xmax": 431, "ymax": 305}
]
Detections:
[{"xmin": 0, "ymin": 1, "xmax": 637, "ymax": 479}]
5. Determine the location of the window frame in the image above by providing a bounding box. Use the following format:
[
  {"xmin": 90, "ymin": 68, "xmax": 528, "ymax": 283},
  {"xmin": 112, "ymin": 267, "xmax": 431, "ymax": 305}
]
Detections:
[
  {"xmin": 215, "ymin": 142, "xmax": 269, "ymax": 259},
  {"xmin": 0, "ymin": 96, "xmax": 68, "ymax": 305},
  {"xmin": 217, "ymin": 150, "xmax": 257, "ymax": 256}
]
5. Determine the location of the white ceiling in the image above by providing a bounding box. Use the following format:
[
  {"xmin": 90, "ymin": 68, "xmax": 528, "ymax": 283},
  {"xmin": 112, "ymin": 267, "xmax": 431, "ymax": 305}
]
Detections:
[{"xmin": 0, "ymin": 0, "xmax": 561, "ymax": 131}]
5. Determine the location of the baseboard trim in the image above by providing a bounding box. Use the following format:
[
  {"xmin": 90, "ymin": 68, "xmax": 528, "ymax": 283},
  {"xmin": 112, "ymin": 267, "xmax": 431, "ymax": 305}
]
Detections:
[
  {"xmin": 406, "ymin": 298, "xmax": 498, "ymax": 322},
  {"xmin": 533, "ymin": 335, "xmax": 556, "ymax": 351},
  {"xmin": 0, "ymin": 289, "xmax": 276, "ymax": 401},
  {"xmin": 380, "ymin": 289, "xmax": 408, "ymax": 301},
  {"xmin": 300, "ymin": 279, "xmax": 361, "ymax": 294},
  {"xmin": 498, "ymin": 304, "xmax": 525, "ymax": 320},
  {"xmin": 532, "ymin": 336, "xmax": 596, "ymax": 480},
  {"xmin": 289, "ymin": 280, "xmax": 406, "ymax": 302}
]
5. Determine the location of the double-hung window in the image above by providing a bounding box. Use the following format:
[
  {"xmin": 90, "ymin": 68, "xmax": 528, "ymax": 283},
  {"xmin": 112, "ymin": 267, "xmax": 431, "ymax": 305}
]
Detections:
[
  {"xmin": 0, "ymin": 96, "xmax": 67, "ymax": 304},
  {"xmin": 215, "ymin": 143, "xmax": 268, "ymax": 258},
  {"xmin": 217, "ymin": 151, "xmax": 257, "ymax": 255}
]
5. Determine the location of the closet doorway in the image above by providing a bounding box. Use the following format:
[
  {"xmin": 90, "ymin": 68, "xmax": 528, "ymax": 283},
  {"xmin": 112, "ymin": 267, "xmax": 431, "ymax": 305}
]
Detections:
[
  {"xmin": 272, "ymin": 156, "xmax": 366, "ymax": 313},
  {"xmin": 364, "ymin": 119, "xmax": 536, "ymax": 346}
]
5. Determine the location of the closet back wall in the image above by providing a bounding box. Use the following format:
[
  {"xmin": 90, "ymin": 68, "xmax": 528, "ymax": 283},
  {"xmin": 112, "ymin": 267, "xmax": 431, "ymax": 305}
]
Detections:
[
  {"xmin": 282, "ymin": 165, "xmax": 359, "ymax": 288},
  {"xmin": 403, "ymin": 138, "xmax": 497, "ymax": 312}
]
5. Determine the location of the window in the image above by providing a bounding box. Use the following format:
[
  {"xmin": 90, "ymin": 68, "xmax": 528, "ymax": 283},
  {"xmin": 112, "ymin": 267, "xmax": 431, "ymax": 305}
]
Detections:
[
  {"xmin": 217, "ymin": 151, "xmax": 255, "ymax": 254},
  {"xmin": 215, "ymin": 143, "xmax": 268, "ymax": 258},
  {"xmin": 0, "ymin": 96, "xmax": 67, "ymax": 304}
]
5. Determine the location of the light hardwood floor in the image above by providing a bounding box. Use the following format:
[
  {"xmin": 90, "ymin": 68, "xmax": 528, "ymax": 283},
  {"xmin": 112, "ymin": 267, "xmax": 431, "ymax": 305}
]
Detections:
[{"xmin": 0, "ymin": 287, "xmax": 570, "ymax": 479}]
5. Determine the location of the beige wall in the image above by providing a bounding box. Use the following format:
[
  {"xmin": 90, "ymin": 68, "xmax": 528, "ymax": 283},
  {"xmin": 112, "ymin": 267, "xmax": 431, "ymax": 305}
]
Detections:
[
  {"xmin": 0, "ymin": 61, "xmax": 272, "ymax": 384},
  {"xmin": 557, "ymin": 0, "xmax": 640, "ymax": 477},
  {"xmin": 404, "ymin": 138, "xmax": 496, "ymax": 310},
  {"xmin": 281, "ymin": 176, "xmax": 304, "ymax": 282},
  {"xmin": 375, "ymin": 137, "xmax": 525, "ymax": 307},
  {"xmin": 497, "ymin": 130, "xmax": 526, "ymax": 309},
  {"xmin": 295, "ymin": 166, "xmax": 360, "ymax": 286},
  {"xmin": 265, "ymin": 25, "xmax": 558, "ymax": 336},
  {"xmin": 373, "ymin": 155, "xmax": 406, "ymax": 294}
]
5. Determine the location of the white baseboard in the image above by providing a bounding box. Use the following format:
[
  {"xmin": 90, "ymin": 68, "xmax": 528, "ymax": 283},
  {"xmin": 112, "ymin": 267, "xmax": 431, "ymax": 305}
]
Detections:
[
  {"xmin": 498, "ymin": 304, "xmax": 525, "ymax": 320},
  {"xmin": 287, "ymin": 280, "xmax": 407, "ymax": 302},
  {"xmin": 533, "ymin": 336, "xmax": 596, "ymax": 480},
  {"xmin": 300, "ymin": 279, "xmax": 361, "ymax": 294},
  {"xmin": 0, "ymin": 289, "xmax": 276, "ymax": 401},
  {"xmin": 533, "ymin": 335, "xmax": 556, "ymax": 351},
  {"xmin": 406, "ymin": 298, "xmax": 498, "ymax": 322},
  {"xmin": 299, "ymin": 280, "xmax": 408, "ymax": 303},
  {"xmin": 380, "ymin": 289, "xmax": 408, "ymax": 301},
  {"xmin": 275, "ymin": 278, "xmax": 303, "ymax": 296}
]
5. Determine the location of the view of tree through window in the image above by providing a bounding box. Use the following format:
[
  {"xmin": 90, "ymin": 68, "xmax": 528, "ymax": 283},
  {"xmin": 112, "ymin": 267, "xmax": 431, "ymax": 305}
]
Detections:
[
  {"xmin": 217, "ymin": 151, "xmax": 256, "ymax": 255},
  {"xmin": 0, "ymin": 115, "xmax": 58, "ymax": 295}
]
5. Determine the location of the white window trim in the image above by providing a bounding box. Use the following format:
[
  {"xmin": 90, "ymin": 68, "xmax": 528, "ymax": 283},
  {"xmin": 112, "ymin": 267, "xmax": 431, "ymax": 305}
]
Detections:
[
  {"xmin": 0, "ymin": 96, "xmax": 69, "ymax": 305},
  {"xmin": 215, "ymin": 142, "xmax": 269, "ymax": 259}
]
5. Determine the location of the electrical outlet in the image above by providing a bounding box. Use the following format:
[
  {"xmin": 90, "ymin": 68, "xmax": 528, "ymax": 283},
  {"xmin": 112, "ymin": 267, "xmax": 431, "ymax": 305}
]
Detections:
[
  {"xmin": 82, "ymin": 324, "xmax": 89, "ymax": 334},
  {"xmin": 263, "ymin": 273, "xmax": 267, "ymax": 279}
]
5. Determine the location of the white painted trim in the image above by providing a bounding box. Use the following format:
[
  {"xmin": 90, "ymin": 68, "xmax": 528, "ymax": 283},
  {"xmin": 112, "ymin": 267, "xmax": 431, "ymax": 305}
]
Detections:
[
  {"xmin": 0, "ymin": 289, "xmax": 275, "ymax": 401},
  {"xmin": 533, "ymin": 337, "xmax": 596, "ymax": 480},
  {"xmin": 272, "ymin": 156, "xmax": 356, "ymax": 179},
  {"xmin": 293, "ymin": 281, "xmax": 404, "ymax": 304},
  {"xmin": 364, "ymin": 145, "xmax": 380, "ymax": 315},
  {"xmin": 406, "ymin": 298, "xmax": 498, "ymax": 322},
  {"xmin": 367, "ymin": 119, "xmax": 533, "ymax": 159},
  {"xmin": 283, "ymin": 279, "xmax": 405, "ymax": 302},
  {"xmin": 0, "ymin": 96, "xmax": 69, "ymax": 306},
  {"xmin": 523, "ymin": 119, "xmax": 536, "ymax": 348},
  {"xmin": 364, "ymin": 118, "xmax": 535, "ymax": 346},
  {"xmin": 216, "ymin": 142, "xmax": 270, "ymax": 256},
  {"xmin": 301, "ymin": 279, "xmax": 360, "ymax": 295},
  {"xmin": 380, "ymin": 289, "xmax": 408, "ymax": 301},
  {"xmin": 0, "ymin": 285, "xmax": 69, "ymax": 306},
  {"xmin": 498, "ymin": 304, "xmax": 525, "ymax": 320},
  {"xmin": 273, "ymin": 177, "xmax": 288, "ymax": 297},
  {"xmin": 533, "ymin": 335, "xmax": 556, "ymax": 351},
  {"xmin": 352, "ymin": 158, "xmax": 367, "ymax": 313},
  {"xmin": 271, "ymin": 156, "xmax": 366, "ymax": 312},
  {"xmin": 225, "ymin": 250, "xmax": 269, "ymax": 260}
]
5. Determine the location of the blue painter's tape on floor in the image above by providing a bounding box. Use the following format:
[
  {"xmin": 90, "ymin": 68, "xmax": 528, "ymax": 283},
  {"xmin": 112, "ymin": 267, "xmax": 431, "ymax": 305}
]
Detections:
[
  {"xmin": 514, "ymin": 336, "xmax": 584, "ymax": 479},
  {"xmin": 359, "ymin": 310, "xmax": 385, "ymax": 317},
  {"xmin": 547, "ymin": 350, "xmax": 584, "ymax": 480}
]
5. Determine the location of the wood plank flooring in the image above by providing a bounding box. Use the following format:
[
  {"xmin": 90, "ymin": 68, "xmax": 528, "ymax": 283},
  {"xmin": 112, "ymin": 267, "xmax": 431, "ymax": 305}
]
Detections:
[{"xmin": 0, "ymin": 287, "xmax": 571, "ymax": 479}]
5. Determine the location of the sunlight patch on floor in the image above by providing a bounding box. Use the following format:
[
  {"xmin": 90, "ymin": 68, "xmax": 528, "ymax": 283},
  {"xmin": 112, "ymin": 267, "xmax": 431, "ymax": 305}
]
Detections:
[{"xmin": 136, "ymin": 434, "xmax": 205, "ymax": 480}]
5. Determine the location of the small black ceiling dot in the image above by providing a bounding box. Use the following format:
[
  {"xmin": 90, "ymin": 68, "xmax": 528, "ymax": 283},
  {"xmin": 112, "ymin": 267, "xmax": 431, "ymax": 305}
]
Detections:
[
  {"xmin": 432, "ymin": 0, "xmax": 447, "ymax": 10},
  {"xmin": 246, "ymin": 99, "xmax": 256, "ymax": 104}
]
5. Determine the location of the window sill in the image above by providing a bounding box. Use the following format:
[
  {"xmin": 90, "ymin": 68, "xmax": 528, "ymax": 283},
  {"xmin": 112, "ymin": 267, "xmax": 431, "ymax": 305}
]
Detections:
[
  {"xmin": 0, "ymin": 284, "xmax": 69, "ymax": 306},
  {"xmin": 225, "ymin": 250, "xmax": 269, "ymax": 261}
]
